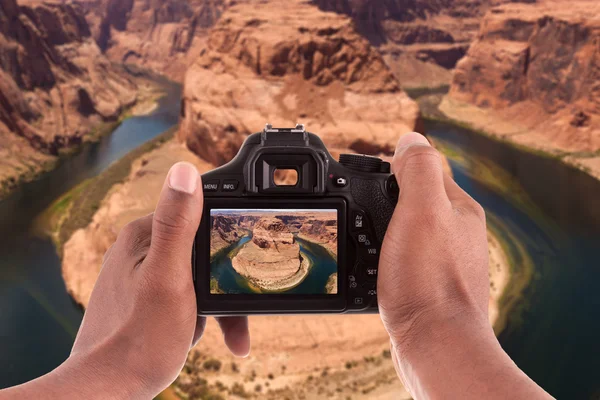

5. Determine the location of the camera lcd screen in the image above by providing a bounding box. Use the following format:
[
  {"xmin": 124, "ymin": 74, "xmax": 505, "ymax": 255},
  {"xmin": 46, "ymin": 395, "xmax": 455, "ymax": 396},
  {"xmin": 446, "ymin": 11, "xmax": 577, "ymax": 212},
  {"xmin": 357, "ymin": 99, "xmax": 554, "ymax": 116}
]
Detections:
[{"xmin": 209, "ymin": 209, "xmax": 338, "ymax": 295}]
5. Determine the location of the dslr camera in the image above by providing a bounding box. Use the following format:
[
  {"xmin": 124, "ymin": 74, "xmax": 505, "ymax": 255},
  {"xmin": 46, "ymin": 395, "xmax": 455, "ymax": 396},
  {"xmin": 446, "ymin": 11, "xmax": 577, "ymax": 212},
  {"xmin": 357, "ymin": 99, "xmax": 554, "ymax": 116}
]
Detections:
[{"xmin": 194, "ymin": 124, "xmax": 399, "ymax": 315}]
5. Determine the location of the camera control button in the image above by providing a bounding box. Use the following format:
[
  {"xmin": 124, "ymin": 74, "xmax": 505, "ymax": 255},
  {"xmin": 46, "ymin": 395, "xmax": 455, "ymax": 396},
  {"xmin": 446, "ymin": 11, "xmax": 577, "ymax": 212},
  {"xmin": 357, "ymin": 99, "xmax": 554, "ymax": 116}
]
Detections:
[
  {"xmin": 359, "ymin": 245, "xmax": 380, "ymax": 259},
  {"xmin": 356, "ymin": 261, "xmax": 378, "ymax": 282},
  {"xmin": 339, "ymin": 154, "xmax": 383, "ymax": 173},
  {"xmin": 351, "ymin": 210, "xmax": 368, "ymax": 231},
  {"xmin": 333, "ymin": 176, "xmax": 348, "ymax": 187},
  {"xmin": 386, "ymin": 175, "xmax": 399, "ymax": 198},
  {"xmin": 203, "ymin": 180, "xmax": 220, "ymax": 192},
  {"xmin": 355, "ymin": 232, "xmax": 373, "ymax": 247},
  {"xmin": 222, "ymin": 180, "xmax": 239, "ymax": 192},
  {"xmin": 348, "ymin": 274, "xmax": 359, "ymax": 289},
  {"xmin": 363, "ymin": 283, "xmax": 377, "ymax": 298},
  {"xmin": 365, "ymin": 267, "xmax": 378, "ymax": 280}
]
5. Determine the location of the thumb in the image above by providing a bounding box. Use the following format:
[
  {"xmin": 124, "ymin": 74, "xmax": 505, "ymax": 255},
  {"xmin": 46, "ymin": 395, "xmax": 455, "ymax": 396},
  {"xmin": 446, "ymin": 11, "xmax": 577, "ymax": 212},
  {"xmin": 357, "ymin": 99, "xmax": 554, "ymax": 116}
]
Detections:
[
  {"xmin": 392, "ymin": 132, "xmax": 449, "ymax": 207},
  {"xmin": 146, "ymin": 162, "xmax": 203, "ymax": 273}
]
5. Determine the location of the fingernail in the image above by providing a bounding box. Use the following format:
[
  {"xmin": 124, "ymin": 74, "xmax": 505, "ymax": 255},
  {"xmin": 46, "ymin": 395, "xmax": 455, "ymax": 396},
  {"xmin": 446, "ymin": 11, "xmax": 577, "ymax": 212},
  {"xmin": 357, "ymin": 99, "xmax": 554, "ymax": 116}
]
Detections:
[
  {"xmin": 395, "ymin": 132, "xmax": 431, "ymax": 155},
  {"xmin": 168, "ymin": 162, "xmax": 198, "ymax": 194}
]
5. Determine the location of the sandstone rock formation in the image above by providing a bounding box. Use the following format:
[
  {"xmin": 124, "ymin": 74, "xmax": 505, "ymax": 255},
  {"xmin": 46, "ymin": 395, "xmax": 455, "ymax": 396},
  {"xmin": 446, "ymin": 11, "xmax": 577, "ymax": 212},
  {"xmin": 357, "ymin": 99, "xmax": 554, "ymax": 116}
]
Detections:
[
  {"xmin": 232, "ymin": 217, "xmax": 309, "ymax": 292},
  {"xmin": 0, "ymin": 0, "xmax": 138, "ymax": 197},
  {"xmin": 77, "ymin": 0, "xmax": 226, "ymax": 81},
  {"xmin": 298, "ymin": 218, "xmax": 338, "ymax": 258},
  {"xmin": 313, "ymin": 0, "xmax": 529, "ymax": 88},
  {"xmin": 444, "ymin": 0, "xmax": 600, "ymax": 177},
  {"xmin": 178, "ymin": 0, "xmax": 421, "ymax": 166},
  {"xmin": 325, "ymin": 272, "xmax": 338, "ymax": 294},
  {"xmin": 210, "ymin": 214, "xmax": 251, "ymax": 257}
]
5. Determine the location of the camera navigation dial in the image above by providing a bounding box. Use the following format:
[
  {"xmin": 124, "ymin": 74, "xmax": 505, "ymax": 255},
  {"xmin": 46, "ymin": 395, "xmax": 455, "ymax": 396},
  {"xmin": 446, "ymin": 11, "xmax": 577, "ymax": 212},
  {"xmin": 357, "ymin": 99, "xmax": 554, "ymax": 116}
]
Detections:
[{"xmin": 339, "ymin": 154, "xmax": 386, "ymax": 173}]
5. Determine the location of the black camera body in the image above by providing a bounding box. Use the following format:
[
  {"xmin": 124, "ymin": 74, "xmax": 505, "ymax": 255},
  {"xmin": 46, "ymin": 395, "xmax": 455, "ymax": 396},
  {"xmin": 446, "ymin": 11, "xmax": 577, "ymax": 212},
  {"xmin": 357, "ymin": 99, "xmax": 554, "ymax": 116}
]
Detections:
[{"xmin": 194, "ymin": 124, "xmax": 399, "ymax": 316}]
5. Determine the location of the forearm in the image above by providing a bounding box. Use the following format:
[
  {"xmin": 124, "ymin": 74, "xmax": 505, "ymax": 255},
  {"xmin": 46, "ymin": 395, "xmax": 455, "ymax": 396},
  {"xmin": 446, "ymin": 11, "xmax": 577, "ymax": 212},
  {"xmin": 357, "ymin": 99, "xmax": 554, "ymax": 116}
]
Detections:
[
  {"xmin": 0, "ymin": 353, "xmax": 146, "ymax": 400},
  {"xmin": 392, "ymin": 313, "xmax": 553, "ymax": 400}
]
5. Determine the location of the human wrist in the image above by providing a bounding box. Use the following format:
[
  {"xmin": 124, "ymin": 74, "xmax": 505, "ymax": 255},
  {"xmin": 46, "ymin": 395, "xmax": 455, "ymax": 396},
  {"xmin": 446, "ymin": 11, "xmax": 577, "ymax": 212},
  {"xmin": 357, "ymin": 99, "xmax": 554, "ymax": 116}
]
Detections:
[
  {"xmin": 388, "ymin": 309, "xmax": 523, "ymax": 399},
  {"xmin": 47, "ymin": 353, "xmax": 148, "ymax": 400},
  {"xmin": 0, "ymin": 352, "xmax": 149, "ymax": 400},
  {"xmin": 389, "ymin": 306, "xmax": 495, "ymax": 361},
  {"xmin": 45, "ymin": 340, "xmax": 163, "ymax": 400}
]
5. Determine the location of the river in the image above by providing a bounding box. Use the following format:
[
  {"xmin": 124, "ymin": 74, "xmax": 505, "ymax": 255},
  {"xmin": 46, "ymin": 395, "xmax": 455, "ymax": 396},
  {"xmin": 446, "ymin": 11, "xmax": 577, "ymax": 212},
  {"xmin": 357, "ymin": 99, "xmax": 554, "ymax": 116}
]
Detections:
[
  {"xmin": 211, "ymin": 235, "xmax": 338, "ymax": 294},
  {"xmin": 0, "ymin": 79, "xmax": 182, "ymax": 388},
  {"xmin": 0, "ymin": 95, "xmax": 598, "ymax": 397}
]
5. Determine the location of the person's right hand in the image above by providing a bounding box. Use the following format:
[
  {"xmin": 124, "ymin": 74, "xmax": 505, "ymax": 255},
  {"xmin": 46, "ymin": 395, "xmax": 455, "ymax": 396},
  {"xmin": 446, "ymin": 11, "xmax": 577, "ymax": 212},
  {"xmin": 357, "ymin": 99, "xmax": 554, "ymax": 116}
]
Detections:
[
  {"xmin": 378, "ymin": 132, "xmax": 489, "ymax": 349},
  {"xmin": 378, "ymin": 132, "xmax": 552, "ymax": 399}
]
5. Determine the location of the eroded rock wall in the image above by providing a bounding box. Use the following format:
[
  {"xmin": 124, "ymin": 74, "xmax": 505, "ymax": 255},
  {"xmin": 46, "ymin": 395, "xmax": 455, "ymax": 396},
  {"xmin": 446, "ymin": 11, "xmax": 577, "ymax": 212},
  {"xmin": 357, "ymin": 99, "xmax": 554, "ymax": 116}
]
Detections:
[
  {"xmin": 178, "ymin": 0, "xmax": 421, "ymax": 166},
  {"xmin": 448, "ymin": 0, "xmax": 600, "ymax": 156},
  {"xmin": 210, "ymin": 215, "xmax": 251, "ymax": 257},
  {"xmin": 0, "ymin": 0, "xmax": 138, "ymax": 196},
  {"xmin": 77, "ymin": 0, "xmax": 227, "ymax": 80},
  {"xmin": 312, "ymin": 0, "xmax": 533, "ymax": 87}
]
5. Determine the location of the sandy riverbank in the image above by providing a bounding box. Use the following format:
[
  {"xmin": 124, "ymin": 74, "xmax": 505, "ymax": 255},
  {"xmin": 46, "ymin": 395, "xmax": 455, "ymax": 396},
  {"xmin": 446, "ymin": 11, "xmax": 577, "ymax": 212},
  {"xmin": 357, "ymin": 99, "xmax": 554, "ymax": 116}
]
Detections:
[
  {"xmin": 487, "ymin": 232, "xmax": 509, "ymax": 327},
  {"xmin": 439, "ymin": 97, "xmax": 600, "ymax": 181}
]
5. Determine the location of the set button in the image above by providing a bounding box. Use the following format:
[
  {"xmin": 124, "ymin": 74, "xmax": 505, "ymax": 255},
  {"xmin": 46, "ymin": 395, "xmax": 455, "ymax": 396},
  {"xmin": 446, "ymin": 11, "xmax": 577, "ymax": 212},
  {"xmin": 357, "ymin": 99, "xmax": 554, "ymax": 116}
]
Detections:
[{"xmin": 356, "ymin": 261, "xmax": 378, "ymax": 282}]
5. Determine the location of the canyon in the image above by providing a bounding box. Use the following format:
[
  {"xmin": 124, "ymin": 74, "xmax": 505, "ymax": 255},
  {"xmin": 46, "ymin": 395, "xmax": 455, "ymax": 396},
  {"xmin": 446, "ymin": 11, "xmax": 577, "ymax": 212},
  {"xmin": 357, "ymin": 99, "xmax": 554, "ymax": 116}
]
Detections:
[
  {"xmin": 0, "ymin": 0, "xmax": 597, "ymax": 397},
  {"xmin": 442, "ymin": 0, "xmax": 600, "ymax": 178},
  {"xmin": 13, "ymin": 0, "xmax": 527, "ymax": 397},
  {"xmin": 210, "ymin": 211, "xmax": 338, "ymax": 294},
  {"xmin": 0, "ymin": 0, "xmax": 146, "ymax": 198},
  {"xmin": 209, "ymin": 214, "xmax": 251, "ymax": 258},
  {"xmin": 75, "ymin": 0, "xmax": 226, "ymax": 81}
]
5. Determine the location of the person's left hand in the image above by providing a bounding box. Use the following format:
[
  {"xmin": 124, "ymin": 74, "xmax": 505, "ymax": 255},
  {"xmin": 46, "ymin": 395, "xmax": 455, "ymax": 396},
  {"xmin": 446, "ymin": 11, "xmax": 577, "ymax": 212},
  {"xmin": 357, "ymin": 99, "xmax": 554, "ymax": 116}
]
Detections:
[{"xmin": 68, "ymin": 162, "xmax": 250, "ymax": 398}]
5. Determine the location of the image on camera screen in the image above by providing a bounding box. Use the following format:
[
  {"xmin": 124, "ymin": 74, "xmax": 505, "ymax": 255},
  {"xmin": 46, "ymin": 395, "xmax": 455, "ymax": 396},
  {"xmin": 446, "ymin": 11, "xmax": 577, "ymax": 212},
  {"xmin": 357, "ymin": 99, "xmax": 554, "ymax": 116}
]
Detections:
[{"xmin": 209, "ymin": 209, "xmax": 338, "ymax": 295}]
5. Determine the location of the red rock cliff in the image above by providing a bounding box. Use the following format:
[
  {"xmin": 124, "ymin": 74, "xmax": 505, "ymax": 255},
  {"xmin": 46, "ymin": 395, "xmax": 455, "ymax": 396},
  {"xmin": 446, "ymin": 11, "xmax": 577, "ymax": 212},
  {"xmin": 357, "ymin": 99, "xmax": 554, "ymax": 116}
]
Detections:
[
  {"xmin": 448, "ymin": 0, "xmax": 600, "ymax": 156},
  {"xmin": 178, "ymin": 0, "xmax": 421, "ymax": 166},
  {"xmin": 0, "ymin": 0, "xmax": 137, "ymax": 195},
  {"xmin": 77, "ymin": 0, "xmax": 226, "ymax": 81},
  {"xmin": 312, "ymin": 0, "xmax": 533, "ymax": 87}
]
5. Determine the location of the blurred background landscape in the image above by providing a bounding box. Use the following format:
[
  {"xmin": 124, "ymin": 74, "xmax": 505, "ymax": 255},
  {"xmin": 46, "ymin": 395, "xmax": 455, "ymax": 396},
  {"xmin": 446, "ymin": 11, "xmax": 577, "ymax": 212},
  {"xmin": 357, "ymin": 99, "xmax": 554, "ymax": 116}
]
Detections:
[{"xmin": 0, "ymin": 0, "xmax": 599, "ymax": 398}]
